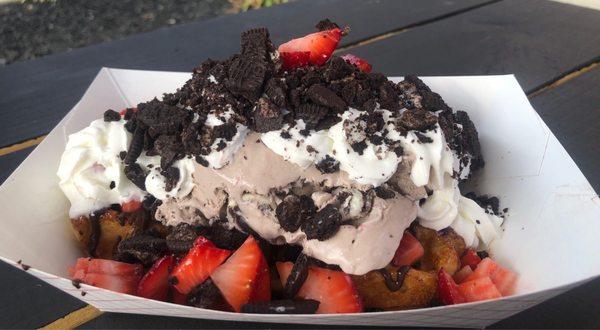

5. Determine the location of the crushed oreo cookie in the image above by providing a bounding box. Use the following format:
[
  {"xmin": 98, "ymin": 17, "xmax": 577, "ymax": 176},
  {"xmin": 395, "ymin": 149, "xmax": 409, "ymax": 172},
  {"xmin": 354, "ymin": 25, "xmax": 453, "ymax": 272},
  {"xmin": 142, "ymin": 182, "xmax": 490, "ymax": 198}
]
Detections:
[
  {"xmin": 315, "ymin": 155, "xmax": 340, "ymax": 174},
  {"xmin": 302, "ymin": 204, "xmax": 342, "ymax": 240},
  {"xmin": 276, "ymin": 195, "xmax": 316, "ymax": 232},
  {"xmin": 103, "ymin": 109, "xmax": 121, "ymax": 122},
  {"xmin": 124, "ymin": 163, "xmax": 147, "ymax": 190},
  {"xmin": 284, "ymin": 253, "xmax": 309, "ymax": 298},
  {"xmin": 464, "ymin": 192, "xmax": 501, "ymax": 216},
  {"xmin": 187, "ymin": 278, "xmax": 232, "ymax": 311},
  {"xmin": 117, "ymin": 235, "xmax": 168, "ymax": 265},
  {"xmin": 166, "ymin": 223, "xmax": 198, "ymax": 254}
]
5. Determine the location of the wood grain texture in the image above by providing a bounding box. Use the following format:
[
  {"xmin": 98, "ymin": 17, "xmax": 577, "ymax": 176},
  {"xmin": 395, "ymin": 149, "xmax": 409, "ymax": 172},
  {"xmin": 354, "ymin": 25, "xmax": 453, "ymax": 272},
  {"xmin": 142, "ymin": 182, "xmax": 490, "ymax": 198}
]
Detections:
[
  {"xmin": 0, "ymin": 0, "xmax": 490, "ymax": 148},
  {"xmin": 340, "ymin": 0, "xmax": 600, "ymax": 93}
]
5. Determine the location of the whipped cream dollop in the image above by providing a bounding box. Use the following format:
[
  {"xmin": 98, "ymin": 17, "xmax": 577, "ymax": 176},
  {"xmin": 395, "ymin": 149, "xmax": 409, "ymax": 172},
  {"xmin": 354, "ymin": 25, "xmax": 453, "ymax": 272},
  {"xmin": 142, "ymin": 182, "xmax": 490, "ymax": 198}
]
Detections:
[
  {"xmin": 57, "ymin": 119, "xmax": 194, "ymax": 218},
  {"xmin": 203, "ymin": 109, "xmax": 249, "ymax": 169}
]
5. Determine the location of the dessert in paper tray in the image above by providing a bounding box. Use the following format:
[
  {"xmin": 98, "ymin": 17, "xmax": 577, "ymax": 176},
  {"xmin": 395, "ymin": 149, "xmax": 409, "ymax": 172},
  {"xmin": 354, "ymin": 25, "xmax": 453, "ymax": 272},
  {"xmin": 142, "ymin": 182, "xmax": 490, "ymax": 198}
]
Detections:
[{"xmin": 1, "ymin": 20, "xmax": 599, "ymax": 328}]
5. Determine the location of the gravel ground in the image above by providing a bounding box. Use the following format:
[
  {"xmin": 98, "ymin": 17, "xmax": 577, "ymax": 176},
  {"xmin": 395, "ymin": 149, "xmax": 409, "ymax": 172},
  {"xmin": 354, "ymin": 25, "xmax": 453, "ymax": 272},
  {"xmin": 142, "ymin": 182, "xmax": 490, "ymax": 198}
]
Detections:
[{"xmin": 0, "ymin": 0, "xmax": 233, "ymax": 65}]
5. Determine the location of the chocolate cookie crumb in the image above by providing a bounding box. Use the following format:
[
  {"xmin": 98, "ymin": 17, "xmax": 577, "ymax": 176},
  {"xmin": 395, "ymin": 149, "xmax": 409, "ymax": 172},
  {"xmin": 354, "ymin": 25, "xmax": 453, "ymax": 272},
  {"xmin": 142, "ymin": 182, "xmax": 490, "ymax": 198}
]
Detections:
[
  {"xmin": 103, "ymin": 109, "xmax": 121, "ymax": 122},
  {"xmin": 124, "ymin": 163, "xmax": 147, "ymax": 190},
  {"xmin": 276, "ymin": 195, "xmax": 315, "ymax": 232},
  {"xmin": 302, "ymin": 204, "xmax": 342, "ymax": 240},
  {"xmin": 375, "ymin": 186, "xmax": 396, "ymax": 199},
  {"xmin": 253, "ymin": 97, "xmax": 284, "ymax": 132},
  {"xmin": 284, "ymin": 253, "xmax": 309, "ymax": 298},
  {"xmin": 71, "ymin": 279, "xmax": 82, "ymax": 289},
  {"xmin": 316, "ymin": 155, "xmax": 340, "ymax": 174}
]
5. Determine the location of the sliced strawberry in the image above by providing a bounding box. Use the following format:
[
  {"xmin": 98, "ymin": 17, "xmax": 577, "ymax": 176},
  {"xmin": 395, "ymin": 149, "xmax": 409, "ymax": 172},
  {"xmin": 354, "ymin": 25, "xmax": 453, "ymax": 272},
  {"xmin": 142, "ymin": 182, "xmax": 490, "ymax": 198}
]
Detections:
[
  {"xmin": 121, "ymin": 199, "xmax": 142, "ymax": 213},
  {"xmin": 461, "ymin": 249, "xmax": 482, "ymax": 270},
  {"xmin": 83, "ymin": 273, "xmax": 141, "ymax": 295},
  {"xmin": 169, "ymin": 287, "xmax": 188, "ymax": 305},
  {"xmin": 490, "ymin": 267, "xmax": 518, "ymax": 296},
  {"xmin": 170, "ymin": 236, "xmax": 232, "ymax": 295},
  {"xmin": 438, "ymin": 268, "xmax": 466, "ymax": 305},
  {"xmin": 87, "ymin": 258, "xmax": 143, "ymax": 276},
  {"xmin": 278, "ymin": 28, "xmax": 343, "ymax": 66},
  {"xmin": 341, "ymin": 54, "xmax": 372, "ymax": 73},
  {"xmin": 249, "ymin": 256, "xmax": 271, "ymax": 302},
  {"xmin": 279, "ymin": 51, "xmax": 311, "ymax": 70},
  {"xmin": 277, "ymin": 262, "xmax": 362, "ymax": 314},
  {"xmin": 463, "ymin": 257, "xmax": 499, "ymax": 282},
  {"xmin": 210, "ymin": 236, "xmax": 269, "ymax": 312},
  {"xmin": 453, "ymin": 265, "xmax": 473, "ymax": 284},
  {"xmin": 137, "ymin": 255, "xmax": 175, "ymax": 301},
  {"xmin": 392, "ymin": 231, "xmax": 424, "ymax": 267},
  {"xmin": 458, "ymin": 277, "xmax": 502, "ymax": 302},
  {"xmin": 69, "ymin": 257, "xmax": 91, "ymax": 280}
]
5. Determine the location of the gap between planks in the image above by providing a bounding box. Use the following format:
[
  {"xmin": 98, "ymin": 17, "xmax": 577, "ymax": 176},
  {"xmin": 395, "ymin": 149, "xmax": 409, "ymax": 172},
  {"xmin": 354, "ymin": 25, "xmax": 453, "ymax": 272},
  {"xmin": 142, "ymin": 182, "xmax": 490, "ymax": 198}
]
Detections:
[
  {"xmin": 528, "ymin": 60, "xmax": 599, "ymax": 98},
  {"xmin": 39, "ymin": 305, "xmax": 103, "ymax": 330},
  {"xmin": 335, "ymin": 0, "xmax": 502, "ymax": 53},
  {"xmin": 0, "ymin": 135, "xmax": 45, "ymax": 156}
]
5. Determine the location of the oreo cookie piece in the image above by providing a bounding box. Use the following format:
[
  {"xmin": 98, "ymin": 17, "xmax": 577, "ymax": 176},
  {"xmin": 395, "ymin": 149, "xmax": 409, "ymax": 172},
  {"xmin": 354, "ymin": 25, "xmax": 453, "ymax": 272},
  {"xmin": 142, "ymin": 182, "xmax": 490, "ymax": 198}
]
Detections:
[
  {"xmin": 198, "ymin": 225, "xmax": 248, "ymax": 250},
  {"xmin": 284, "ymin": 253, "xmax": 309, "ymax": 298},
  {"xmin": 166, "ymin": 223, "xmax": 198, "ymax": 254},
  {"xmin": 188, "ymin": 278, "xmax": 233, "ymax": 311},
  {"xmin": 241, "ymin": 299, "xmax": 319, "ymax": 314},
  {"xmin": 398, "ymin": 109, "xmax": 437, "ymax": 131},
  {"xmin": 295, "ymin": 103, "xmax": 328, "ymax": 128},
  {"xmin": 374, "ymin": 186, "xmax": 396, "ymax": 199},
  {"xmin": 117, "ymin": 235, "xmax": 168, "ymax": 266},
  {"xmin": 103, "ymin": 109, "xmax": 121, "ymax": 122},
  {"xmin": 315, "ymin": 18, "xmax": 339, "ymax": 31},
  {"xmin": 265, "ymin": 78, "xmax": 287, "ymax": 108},
  {"xmin": 302, "ymin": 204, "xmax": 342, "ymax": 241},
  {"xmin": 276, "ymin": 195, "xmax": 316, "ymax": 232},
  {"xmin": 161, "ymin": 167, "xmax": 180, "ymax": 192},
  {"xmin": 306, "ymin": 84, "xmax": 346, "ymax": 112},
  {"xmin": 253, "ymin": 97, "xmax": 284, "ymax": 133},
  {"xmin": 124, "ymin": 163, "xmax": 147, "ymax": 190},
  {"xmin": 124, "ymin": 126, "xmax": 145, "ymax": 164},
  {"xmin": 315, "ymin": 155, "xmax": 339, "ymax": 174}
]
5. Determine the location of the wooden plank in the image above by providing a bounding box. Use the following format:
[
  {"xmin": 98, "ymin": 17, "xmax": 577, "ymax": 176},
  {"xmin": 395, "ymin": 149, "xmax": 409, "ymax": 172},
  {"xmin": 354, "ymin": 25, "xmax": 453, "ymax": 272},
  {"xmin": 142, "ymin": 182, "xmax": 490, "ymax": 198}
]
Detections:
[
  {"xmin": 528, "ymin": 65, "xmax": 600, "ymax": 191},
  {"xmin": 0, "ymin": 146, "xmax": 32, "ymax": 184},
  {"xmin": 341, "ymin": 0, "xmax": 600, "ymax": 93},
  {"xmin": 0, "ymin": 261, "xmax": 87, "ymax": 329},
  {"xmin": 0, "ymin": 0, "xmax": 491, "ymax": 148}
]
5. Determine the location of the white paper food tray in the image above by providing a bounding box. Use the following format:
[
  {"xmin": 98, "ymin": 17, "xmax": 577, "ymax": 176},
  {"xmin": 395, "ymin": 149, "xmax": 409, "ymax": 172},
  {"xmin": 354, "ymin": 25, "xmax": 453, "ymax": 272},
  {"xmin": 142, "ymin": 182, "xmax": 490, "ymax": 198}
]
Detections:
[{"xmin": 0, "ymin": 68, "xmax": 598, "ymax": 328}]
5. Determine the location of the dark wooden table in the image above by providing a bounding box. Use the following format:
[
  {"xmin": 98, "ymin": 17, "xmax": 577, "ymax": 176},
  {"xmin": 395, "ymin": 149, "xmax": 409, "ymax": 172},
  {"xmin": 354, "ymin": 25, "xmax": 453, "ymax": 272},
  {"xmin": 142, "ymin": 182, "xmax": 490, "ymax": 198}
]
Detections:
[{"xmin": 1, "ymin": 0, "xmax": 599, "ymax": 328}]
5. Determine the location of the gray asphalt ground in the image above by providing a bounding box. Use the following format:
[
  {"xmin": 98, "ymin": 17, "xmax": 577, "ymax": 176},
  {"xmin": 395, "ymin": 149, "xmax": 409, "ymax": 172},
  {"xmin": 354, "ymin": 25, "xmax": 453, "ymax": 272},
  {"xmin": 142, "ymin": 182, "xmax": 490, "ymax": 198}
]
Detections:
[{"xmin": 0, "ymin": 0, "xmax": 232, "ymax": 65}]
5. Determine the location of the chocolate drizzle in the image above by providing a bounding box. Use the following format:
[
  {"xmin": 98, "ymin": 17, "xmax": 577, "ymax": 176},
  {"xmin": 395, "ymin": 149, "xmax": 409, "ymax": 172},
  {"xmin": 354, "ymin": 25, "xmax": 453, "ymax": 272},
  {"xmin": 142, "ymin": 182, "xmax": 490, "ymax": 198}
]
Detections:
[{"xmin": 378, "ymin": 265, "xmax": 410, "ymax": 292}]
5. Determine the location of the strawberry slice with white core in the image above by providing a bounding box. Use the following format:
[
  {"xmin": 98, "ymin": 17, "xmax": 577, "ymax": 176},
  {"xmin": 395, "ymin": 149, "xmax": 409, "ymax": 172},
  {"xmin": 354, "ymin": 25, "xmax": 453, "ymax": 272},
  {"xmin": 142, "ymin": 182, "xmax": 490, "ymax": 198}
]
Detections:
[
  {"xmin": 490, "ymin": 267, "xmax": 518, "ymax": 296},
  {"xmin": 68, "ymin": 258, "xmax": 142, "ymax": 295},
  {"xmin": 463, "ymin": 257, "xmax": 499, "ymax": 283},
  {"xmin": 277, "ymin": 262, "xmax": 363, "ymax": 314},
  {"xmin": 453, "ymin": 265, "xmax": 474, "ymax": 284},
  {"xmin": 458, "ymin": 277, "xmax": 502, "ymax": 302},
  {"xmin": 170, "ymin": 236, "xmax": 232, "ymax": 294},
  {"xmin": 210, "ymin": 236, "xmax": 270, "ymax": 312},
  {"xmin": 438, "ymin": 268, "xmax": 466, "ymax": 305},
  {"xmin": 278, "ymin": 28, "xmax": 343, "ymax": 66},
  {"xmin": 392, "ymin": 231, "xmax": 424, "ymax": 267},
  {"xmin": 83, "ymin": 273, "xmax": 141, "ymax": 295},
  {"xmin": 341, "ymin": 54, "xmax": 372, "ymax": 73},
  {"xmin": 137, "ymin": 255, "xmax": 175, "ymax": 301}
]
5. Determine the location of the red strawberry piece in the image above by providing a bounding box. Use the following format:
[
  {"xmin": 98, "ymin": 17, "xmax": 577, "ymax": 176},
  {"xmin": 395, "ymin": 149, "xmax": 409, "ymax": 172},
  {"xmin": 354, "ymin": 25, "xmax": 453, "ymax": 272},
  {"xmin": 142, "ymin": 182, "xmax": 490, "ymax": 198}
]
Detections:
[
  {"xmin": 83, "ymin": 273, "xmax": 141, "ymax": 295},
  {"xmin": 458, "ymin": 276, "xmax": 502, "ymax": 302},
  {"xmin": 210, "ymin": 236, "xmax": 270, "ymax": 312},
  {"xmin": 170, "ymin": 236, "xmax": 232, "ymax": 295},
  {"xmin": 119, "ymin": 107, "xmax": 138, "ymax": 116},
  {"xmin": 277, "ymin": 262, "xmax": 362, "ymax": 314},
  {"xmin": 279, "ymin": 51, "xmax": 311, "ymax": 70},
  {"xmin": 461, "ymin": 249, "xmax": 482, "ymax": 270},
  {"xmin": 392, "ymin": 231, "xmax": 424, "ymax": 267},
  {"xmin": 249, "ymin": 256, "xmax": 271, "ymax": 303},
  {"xmin": 86, "ymin": 258, "xmax": 143, "ymax": 276},
  {"xmin": 463, "ymin": 257, "xmax": 499, "ymax": 283},
  {"xmin": 341, "ymin": 54, "xmax": 372, "ymax": 73},
  {"xmin": 69, "ymin": 257, "xmax": 91, "ymax": 280},
  {"xmin": 438, "ymin": 268, "xmax": 466, "ymax": 305},
  {"xmin": 169, "ymin": 287, "xmax": 189, "ymax": 305},
  {"xmin": 121, "ymin": 199, "xmax": 142, "ymax": 213},
  {"xmin": 137, "ymin": 255, "xmax": 175, "ymax": 301},
  {"xmin": 278, "ymin": 28, "xmax": 343, "ymax": 66},
  {"xmin": 453, "ymin": 265, "xmax": 474, "ymax": 284},
  {"xmin": 490, "ymin": 267, "xmax": 518, "ymax": 296}
]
